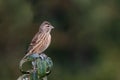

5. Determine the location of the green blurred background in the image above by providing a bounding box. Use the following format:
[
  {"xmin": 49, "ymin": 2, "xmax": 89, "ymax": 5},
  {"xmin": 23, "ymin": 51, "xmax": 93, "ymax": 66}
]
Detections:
[{"xmin": 0, "ymin": 0, "xmax": 120, "ymax": 80}]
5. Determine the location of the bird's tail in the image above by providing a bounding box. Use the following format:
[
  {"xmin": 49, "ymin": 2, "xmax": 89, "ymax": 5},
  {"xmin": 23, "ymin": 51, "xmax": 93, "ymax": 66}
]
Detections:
[{"xmin": 21, "ymin": 53, "xmax": 29, "ymax": 60}]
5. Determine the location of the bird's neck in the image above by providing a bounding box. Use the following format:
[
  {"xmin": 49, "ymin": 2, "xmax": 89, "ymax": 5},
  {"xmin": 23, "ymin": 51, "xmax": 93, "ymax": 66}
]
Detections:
[{"xmin": 39, "ymin": 30, "xmax": 50, "ymax": 34}]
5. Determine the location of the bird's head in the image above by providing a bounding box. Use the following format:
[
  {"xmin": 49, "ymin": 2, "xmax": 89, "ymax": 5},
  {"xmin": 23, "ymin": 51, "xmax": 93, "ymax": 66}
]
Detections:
[{"xmin": 39, "ymin": 21, "xmax": 54, "ymax": 33}]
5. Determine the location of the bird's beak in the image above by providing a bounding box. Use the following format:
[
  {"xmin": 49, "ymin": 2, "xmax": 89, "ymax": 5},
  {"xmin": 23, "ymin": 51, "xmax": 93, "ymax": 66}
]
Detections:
[{"xmin": 51, "ymin": 26, "xmax": 54, "ymax": 29}]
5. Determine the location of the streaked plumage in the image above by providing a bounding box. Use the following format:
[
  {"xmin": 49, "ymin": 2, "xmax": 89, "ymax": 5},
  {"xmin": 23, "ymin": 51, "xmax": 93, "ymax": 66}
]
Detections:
[{"xmin": 23, "ymin": 21, "xmax": 54, "ymax": 59}]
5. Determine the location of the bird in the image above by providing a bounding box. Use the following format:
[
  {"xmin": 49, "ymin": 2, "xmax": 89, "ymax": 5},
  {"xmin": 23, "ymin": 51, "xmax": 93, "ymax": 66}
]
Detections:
[{"xmin": 23, "ymin": 21, "xmax": 54, "ymax": 59}]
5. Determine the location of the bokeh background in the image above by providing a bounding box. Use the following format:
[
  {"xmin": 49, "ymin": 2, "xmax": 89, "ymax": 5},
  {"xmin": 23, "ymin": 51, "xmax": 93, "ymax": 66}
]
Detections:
[{"xmin": 0, "ymin": 0, "xmax": 120, "ymax": 80}]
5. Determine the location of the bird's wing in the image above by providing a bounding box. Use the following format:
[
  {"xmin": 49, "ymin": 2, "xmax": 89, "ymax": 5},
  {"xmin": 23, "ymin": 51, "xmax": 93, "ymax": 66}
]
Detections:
[{"xmin": 26, "ymin": 32, "xmax": 41, "ymax": 53}]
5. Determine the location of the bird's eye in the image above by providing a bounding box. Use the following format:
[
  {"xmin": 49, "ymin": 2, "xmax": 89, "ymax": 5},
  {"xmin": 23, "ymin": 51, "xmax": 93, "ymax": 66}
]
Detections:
[{"xmin": 46, "ymin": 25, "xmax": 49, "ymax": 27}]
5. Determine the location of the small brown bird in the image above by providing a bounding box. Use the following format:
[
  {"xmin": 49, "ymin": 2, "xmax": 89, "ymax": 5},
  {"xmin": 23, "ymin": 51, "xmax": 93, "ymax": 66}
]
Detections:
[{"xmin": 23, "ymin": 21, "xmax": 54, "ymax": 59}]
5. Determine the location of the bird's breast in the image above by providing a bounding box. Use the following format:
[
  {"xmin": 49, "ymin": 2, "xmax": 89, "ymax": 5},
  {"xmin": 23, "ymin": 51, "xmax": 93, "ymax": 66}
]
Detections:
[{"xmin": 33, "ymin": 34, "xmax": 51, "ymax": 54}]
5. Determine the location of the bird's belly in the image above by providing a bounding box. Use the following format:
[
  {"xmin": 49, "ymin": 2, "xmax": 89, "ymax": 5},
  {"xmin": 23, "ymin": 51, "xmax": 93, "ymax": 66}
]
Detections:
[{"xmin": 33, "ymin": 34, "xmax": 51, "ymax": 54}]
